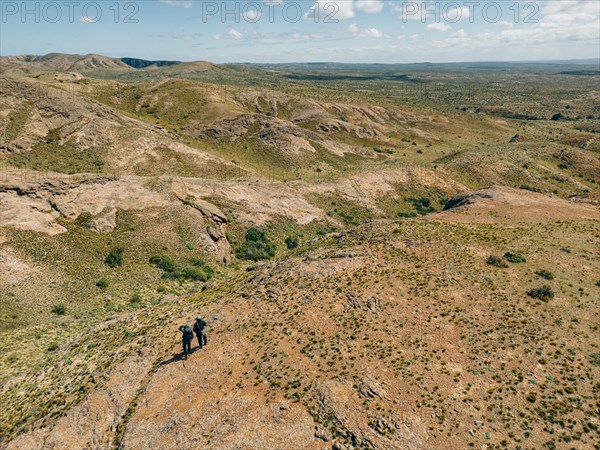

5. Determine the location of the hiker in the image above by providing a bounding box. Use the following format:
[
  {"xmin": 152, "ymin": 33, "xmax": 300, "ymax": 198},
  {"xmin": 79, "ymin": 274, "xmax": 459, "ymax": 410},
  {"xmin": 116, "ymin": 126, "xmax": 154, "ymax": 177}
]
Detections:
[
  {"xmin": 178, "ymin": 324, "xmax": 194, "ymax": 359},
  {"xmin": 193, "ymin": 316, "xmax": 208, "ymax": 349}
]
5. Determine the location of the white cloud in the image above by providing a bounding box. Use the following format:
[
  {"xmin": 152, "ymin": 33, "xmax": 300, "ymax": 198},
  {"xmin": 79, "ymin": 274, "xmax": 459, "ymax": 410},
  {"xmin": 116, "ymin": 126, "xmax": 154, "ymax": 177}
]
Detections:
[
  {"xmin": 159, "ymin": 0, "xmax": 192, "ymax": 8},
  {"xmin": 355, "ymin": 0, "xmax": 384, "ymax": 14},
  {"xmin": 443, "ymin": 6, "xmax": 470, "ymax": 22},
  {"xmin": 305, "ymin": 0, "xmax": 355, "ymax": 20},
  {"xmin": 450, "ymin": 29, "xmax": 468, "ymax": 39},
  {"xmin": 348, "ymin": 23, "xmax": 386, "ymax": 38},
  {"xmin": 426, "ymin": 22, "xmax": 451, "ymax": 32},
  {"xmin": 212, "ymin": 29, "xmax": 244, "ymax": 40},
  {"xmin": 80, "ymin": 16, "xmax": 98, "ymax": 23}
]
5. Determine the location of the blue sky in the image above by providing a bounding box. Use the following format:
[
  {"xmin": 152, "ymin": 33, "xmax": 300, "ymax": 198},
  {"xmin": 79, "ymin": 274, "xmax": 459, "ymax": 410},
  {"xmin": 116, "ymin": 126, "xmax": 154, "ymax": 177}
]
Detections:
[{"xmin": 1, "ymin": 1, "xmax": 599, "ymax": 63}]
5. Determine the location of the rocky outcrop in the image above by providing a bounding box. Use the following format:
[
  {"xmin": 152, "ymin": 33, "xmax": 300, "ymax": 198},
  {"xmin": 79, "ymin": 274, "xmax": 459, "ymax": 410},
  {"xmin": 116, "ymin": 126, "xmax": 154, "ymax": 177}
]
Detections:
[
  {"xmin": 443, "ymin": 191, "xmax": 496, "ymax": 210},
  {"xmin": 172, "ymin": 180, "xmax": 232, "ymax": 263}
]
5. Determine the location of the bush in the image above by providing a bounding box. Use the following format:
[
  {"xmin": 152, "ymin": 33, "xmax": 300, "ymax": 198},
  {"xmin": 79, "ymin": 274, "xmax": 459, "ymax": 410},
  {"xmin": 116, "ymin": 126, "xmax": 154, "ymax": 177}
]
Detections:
[
  {"xmin": 405, "ymin": 197, "xmax": 435, "ymax": 215},
  {"xmin": 150, "ymin": 254, "xmax": 213, "ymax": 282},
  {"xmin": 527, "ymin": 285, "xmax": 554, "ymax": 302},
  {"xmin": 504, "ymin": 252, "xmax": 526, "ymax": 263},
  {"xmin": 285, "ymin": 236, "xmax": 299, "ymax": 250},
  {"xmin": 236, "ymin": 227, "xmax": 276, "ymax": 261},
  {"xmin": 397, "ymin": 211, "xmax": 418, "ymax": 218},
  {"xmin": 487, "ymin": 255, "xmax": 508, "ymax": 268},
  {"xmin": 149, "ymin": 254, "xmax": 178, "ymax": 273},
  {"xmin": 180, "ymin": 266, "xmax": 211, "ymax": 282},
  {"xmin": 130, "ymin": 292, "xmax": 141, "ymax": 304},
  {"xmin": 52, "ymin": 304, "xmax": 66, "ymax": 315},
  {"xmin": 96, "ymin": 278, "xmax": 109, "ymax": 289},
  {"xmin": 105, "ymin": 247, "xmax": 124, "ymax": 268},
  {"xmin": 535, "ymin": 269, "xmax": 554, "ymax": 280},
  {"xmin": 526, "ymin": 392, "xmax": 537, "ymax": 403}
]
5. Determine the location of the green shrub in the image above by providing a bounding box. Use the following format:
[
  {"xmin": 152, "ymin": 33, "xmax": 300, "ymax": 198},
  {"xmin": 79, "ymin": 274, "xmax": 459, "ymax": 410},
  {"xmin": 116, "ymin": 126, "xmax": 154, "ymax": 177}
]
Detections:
[
  {"xmin": 526, "ymin": 392, "xmax": 537, "ymax": 403},
  {"xmin": 96, "ymin": 278, "xmax": 109, "ymax": 289},
  {"xmin": 180, "ymin": 266, "xmax": 211, "ymax": 282},
  {"xmin": 589, "ymin": 353, "xmax": 600, "ymax": 367},
  {"xmin": 535, "ymin": 269, "xmax": 554, "ymax": 280},
  {"xmin": 405, "ymin": 197, "xmax": 435, "ymax": 215},
  {"xmin": 236, "ymin": 227, "xmax": 276, "ymax": 261},
  {"xmin": 105, "ymin": 247, "xmax": 124, "ymax": 268},
  {"xmin": 130, "ymin": 292, "xmax": 141, "ymax": 304},
  {"xmin": 52, "ymin": 304, "xmax": 66, "ymax": 315},
  {"xmin": 190, "ymin": 257, "xmax": 205, "ymax": 267},
  {"xmin": 47, "ymin": 342, "xmax": 59, "ymax": 352},
  {"xmin": 285, "ymin": 235, "xmax": 299, "ymax": 250},
  {"xmin": 487, "ymin": 255, "xmax": 508, "ymax": 268},
  {"xmin": 527, "ymin": 285, "xmax": 554, "ymax": 302},
  {"xmin": 397, "ymin": 211, "xmax": 418, "ymax": 218},
  {"xmin": 504, "ymin": 252, "xmax": 526, "ymax": 263},
  {"xmin": 149, "ymin": 254, "xmax": 177, "ymax": 273},
  {"xmin": 150, "ymin": 254, "xmax": 213, "ymax": 282}
]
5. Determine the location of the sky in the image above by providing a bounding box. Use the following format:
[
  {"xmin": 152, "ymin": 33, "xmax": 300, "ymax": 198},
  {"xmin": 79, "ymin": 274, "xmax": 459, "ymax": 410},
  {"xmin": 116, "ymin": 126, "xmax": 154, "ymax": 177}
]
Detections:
[{"xmin": 1, "ymin": 0, "xmax": 599, "ymax": 63}]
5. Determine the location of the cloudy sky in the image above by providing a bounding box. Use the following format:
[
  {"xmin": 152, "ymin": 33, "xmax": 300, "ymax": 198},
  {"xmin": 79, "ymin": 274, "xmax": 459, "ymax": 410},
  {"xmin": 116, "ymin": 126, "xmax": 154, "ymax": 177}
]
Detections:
[{"xmin": 2, "ymin": 0, "xmax": 599, "ymax": 63}]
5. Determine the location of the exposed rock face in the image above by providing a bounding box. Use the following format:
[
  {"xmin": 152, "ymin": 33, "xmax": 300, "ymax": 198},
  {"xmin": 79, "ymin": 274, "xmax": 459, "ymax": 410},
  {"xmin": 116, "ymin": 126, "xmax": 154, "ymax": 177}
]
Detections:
[
  {"xmin": 0, "ymin": 170, "xmax": 169, "ymax": 234},
  {"xmin": 88, "ymin": 208, "xmax": 117, "ymax": 233},
  {"xmin": 172, "ymin": 180, "xmax": 232, "ymax": 263}
]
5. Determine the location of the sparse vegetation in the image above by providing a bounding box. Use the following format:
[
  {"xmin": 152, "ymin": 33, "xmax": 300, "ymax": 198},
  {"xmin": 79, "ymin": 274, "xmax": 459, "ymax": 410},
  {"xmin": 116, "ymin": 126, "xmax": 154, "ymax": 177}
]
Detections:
[
  {"xmin": 96, "ymin": 278, "xmax": 109, "ymax": 289},
  {"xmin": 235, "ymin": 227, "xmax": 276, "ymax": 261},
  {"xmin": 535, "ymin": 269, "xmax": 554, "ymax": 280},
  {"xmin": 285, "ymin": 235, "xmax": 299, "ymax": 250},
  {"xmin": 503, "ymin": 252, "xmax": 526, "ymax": 263},
  {"xmin": 486, "ymin": 255, "xmax": 508, "ymax": 268},
  {"xmin": 527, "ymin": 285, "xmax": 555, "ymax": 302},
  {"xmin": 149, "ymin": 254, "xmax": 214, "ymax": 282},
  {"xmin": 105, "ymin": 247, "xmax": 124, "ymax": 268},
  {"xmin": 51, "ymin": 304, "xmax": 66, "ymax": 315}
]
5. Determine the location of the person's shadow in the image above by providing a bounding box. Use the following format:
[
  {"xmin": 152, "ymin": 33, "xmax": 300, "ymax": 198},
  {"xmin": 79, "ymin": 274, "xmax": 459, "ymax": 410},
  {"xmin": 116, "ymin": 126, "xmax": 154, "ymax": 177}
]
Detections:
[{"xmin": 158, "ymin": 347, "xmax": 203, "ymax": 366}]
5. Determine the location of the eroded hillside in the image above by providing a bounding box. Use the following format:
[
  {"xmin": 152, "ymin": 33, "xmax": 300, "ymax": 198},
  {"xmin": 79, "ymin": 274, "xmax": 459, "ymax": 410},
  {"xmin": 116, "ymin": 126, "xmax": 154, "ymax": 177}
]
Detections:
[
  {"xmin": 3, "ymin": 189, "xmax": 599, "ymax": 449},
  {"xmin": 1, "ymin": 58, "xmax": 599, "ymax": 449}
]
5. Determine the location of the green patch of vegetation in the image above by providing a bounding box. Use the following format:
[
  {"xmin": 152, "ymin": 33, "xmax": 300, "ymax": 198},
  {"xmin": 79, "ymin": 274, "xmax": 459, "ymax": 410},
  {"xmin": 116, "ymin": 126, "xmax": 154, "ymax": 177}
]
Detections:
[
  {"xmin": 51, "ymin": 304, "xmax": 66, "ymax": 315},
  {"xmin": 486, "ymin": 255, "xmax": 508, "ymax": 268},
  {"xmin": 535, "ymin": 269, "xmax": 554, "ymax": 280},
  {"xmin": 285, "ymin": 235, "xmax": 299, "ymax": 250},
  {"xmin": 527, "ymin": 285, "xmax": 554, "ymax": 302},
  {"xmin": 589, "ymin": 353, "xmax": 600, "ymax": 367},
  {"xmin": 8, "ymin": 128, "xmax": 105, "ymax": 174},
  {"xmin": 96, "ymin": 278, "xmax": 109, "ymax": 289},
  {"xmin": 504, "ymin": 252, "xmax": 526, "ymax": 263},
  {"xmin": 4, "ymin": 103, "xmax": 31, "ymax": 142},
  {"xmin": 105, "ymin": 247, "xmax": 124, "ymax": 268},
  {"xmin": 236, "ymin": 227, "xmax": 276, "ymax": 261},
  {"xmin": 149, "ymin": 254, "xmax": 214, "ymax": 282},
  {"xmin": 396, "ymin": 211, "xmax": 418, "ymax": 218},
  {"xmin": 405, "ymin": 197, "xmax": 436, "ymax": 215},
  {"xmin": 130, "ymin": 292, "xmax": 141, "ymax": 304}
]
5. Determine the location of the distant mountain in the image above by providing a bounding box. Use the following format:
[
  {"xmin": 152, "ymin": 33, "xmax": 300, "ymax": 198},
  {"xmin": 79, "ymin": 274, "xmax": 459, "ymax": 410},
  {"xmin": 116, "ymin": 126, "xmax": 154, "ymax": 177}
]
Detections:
[
  {"xmin": 0, "ymin": 53, "xmax": 131, "ymax": 73},
  {"xmin": 120, "ymin": 57, "xmax": 181, "ymax": 69}
]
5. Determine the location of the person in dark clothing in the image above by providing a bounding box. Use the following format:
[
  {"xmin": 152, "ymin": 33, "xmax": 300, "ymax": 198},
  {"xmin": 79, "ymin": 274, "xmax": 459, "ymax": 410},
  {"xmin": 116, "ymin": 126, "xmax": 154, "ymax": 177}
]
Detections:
[
  {"xmin": 178, "ymin": 324, "xmax": 194, "ymax": 359},
  {"xmin": 193, "ymin": 316, "xmax": 208, "ymax": 349}
]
